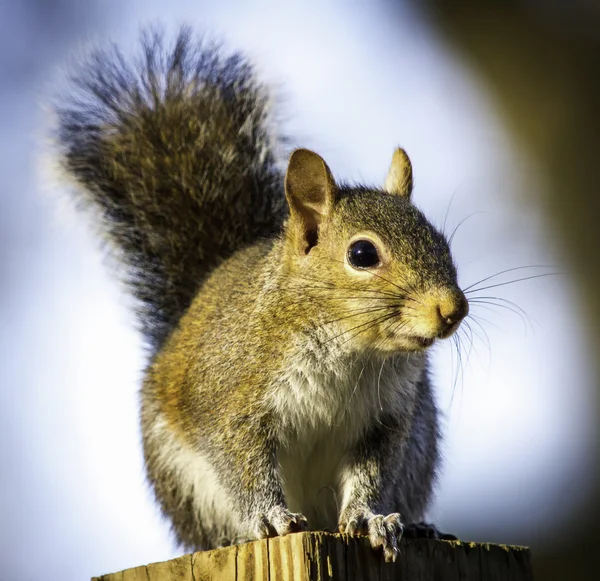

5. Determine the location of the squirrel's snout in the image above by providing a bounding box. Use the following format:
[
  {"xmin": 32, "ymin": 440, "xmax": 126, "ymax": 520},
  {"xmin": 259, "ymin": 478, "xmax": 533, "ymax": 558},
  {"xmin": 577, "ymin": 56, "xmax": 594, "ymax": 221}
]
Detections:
[
  {"xmin": 435, "ymin": 291, "xmax": 469, "ymax": 337},
  {"xmin": 398, "ymin": 287, "xmax": 469, "ymax": 348}
]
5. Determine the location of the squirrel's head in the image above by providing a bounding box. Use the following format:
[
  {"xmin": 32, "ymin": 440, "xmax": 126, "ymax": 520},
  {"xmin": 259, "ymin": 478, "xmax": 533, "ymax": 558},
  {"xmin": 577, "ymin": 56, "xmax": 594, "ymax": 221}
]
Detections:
[{"xmin": 282, "ymin": 148, "xmax": 468, "ymax": 354}]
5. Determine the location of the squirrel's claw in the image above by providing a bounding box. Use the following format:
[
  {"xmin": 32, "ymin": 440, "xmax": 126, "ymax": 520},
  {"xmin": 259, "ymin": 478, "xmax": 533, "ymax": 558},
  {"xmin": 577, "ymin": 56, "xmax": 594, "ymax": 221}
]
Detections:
[
  {"xmin": 253, "ymin": 506, "xmax": 309, "ymax": 538},
  {"xmin": 339, "ymin": 511, "xmax": 403, "ymax": 563}
]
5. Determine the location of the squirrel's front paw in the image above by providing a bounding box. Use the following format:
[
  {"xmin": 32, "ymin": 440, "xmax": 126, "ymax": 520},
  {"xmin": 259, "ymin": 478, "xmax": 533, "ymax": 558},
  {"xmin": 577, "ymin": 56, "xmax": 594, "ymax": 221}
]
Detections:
[
  {"xmin": 339, "ymin": 510, "xmax": 403, "ymax": 563},
  {"xmin": 252, "ymin": 506, "xmax": 309, "ymax": 538}
]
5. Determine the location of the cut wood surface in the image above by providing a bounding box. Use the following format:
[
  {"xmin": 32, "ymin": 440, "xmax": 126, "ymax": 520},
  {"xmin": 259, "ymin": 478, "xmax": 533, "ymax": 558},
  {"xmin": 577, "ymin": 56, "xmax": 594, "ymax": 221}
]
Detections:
[{"xmin": 92, "ymin": 532, "xmax": 533, "ymax": 580}]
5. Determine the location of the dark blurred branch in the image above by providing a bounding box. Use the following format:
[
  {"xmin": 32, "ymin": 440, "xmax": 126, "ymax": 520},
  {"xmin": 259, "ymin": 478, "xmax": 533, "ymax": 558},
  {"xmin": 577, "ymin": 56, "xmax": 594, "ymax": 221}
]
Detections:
[{"xmin": 397, "ymin": 0, "xmax": 600, "ymax": 579}]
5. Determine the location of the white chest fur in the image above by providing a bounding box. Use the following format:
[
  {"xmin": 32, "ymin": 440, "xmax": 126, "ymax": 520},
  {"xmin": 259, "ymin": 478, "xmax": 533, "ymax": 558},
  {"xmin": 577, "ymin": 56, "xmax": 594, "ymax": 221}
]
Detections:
[{"xmin": 270, "ymin": 346, "xmax": 425, "ymax": 529}]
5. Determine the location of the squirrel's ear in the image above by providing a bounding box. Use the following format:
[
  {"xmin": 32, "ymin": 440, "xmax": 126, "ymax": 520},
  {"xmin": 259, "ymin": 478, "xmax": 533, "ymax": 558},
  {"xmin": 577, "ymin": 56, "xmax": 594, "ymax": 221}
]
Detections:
[
  {"xmin": 384, "ymin": 148, "xmax": 413, "ymax": 198},
  {"xmin": 285, "ymin": 148, "xmax": 336, "ymax": 253}
]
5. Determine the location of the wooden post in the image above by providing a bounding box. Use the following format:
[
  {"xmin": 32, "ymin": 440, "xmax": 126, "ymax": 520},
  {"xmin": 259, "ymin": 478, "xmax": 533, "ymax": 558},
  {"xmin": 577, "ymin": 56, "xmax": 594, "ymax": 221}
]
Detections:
[{"xmin": 91, "ymin": 532, "xmax": 533, "ymax": 580}]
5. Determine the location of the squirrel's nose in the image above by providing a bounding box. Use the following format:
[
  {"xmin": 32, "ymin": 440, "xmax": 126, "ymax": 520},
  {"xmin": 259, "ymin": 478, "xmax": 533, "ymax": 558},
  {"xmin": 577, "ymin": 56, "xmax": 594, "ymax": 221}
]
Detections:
[{"xmin": 436, "ymin": 291, "xmax": 468, "ymax": 336}]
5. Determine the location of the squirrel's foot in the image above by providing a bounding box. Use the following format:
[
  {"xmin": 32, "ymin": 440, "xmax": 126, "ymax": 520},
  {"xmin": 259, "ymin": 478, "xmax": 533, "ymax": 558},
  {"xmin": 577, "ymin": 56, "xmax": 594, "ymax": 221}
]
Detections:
[
  {"xmin": 339, "ymin": 510, "xmax": 403, "ymax": 563},
  {"xmin": 402, "ymin": 521, "xmax": 457, "ymax": 541},
  {"xmin": 253, "ymin": 506, "xmax": 309, "ymax": 538}
]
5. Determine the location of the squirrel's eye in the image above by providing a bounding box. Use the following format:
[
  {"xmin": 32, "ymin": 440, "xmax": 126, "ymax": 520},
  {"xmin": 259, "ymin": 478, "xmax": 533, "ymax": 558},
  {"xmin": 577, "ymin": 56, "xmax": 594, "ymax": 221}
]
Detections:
[{"xmin": 348, "ymin": 239, "xmax": 380, "ymax": 269}]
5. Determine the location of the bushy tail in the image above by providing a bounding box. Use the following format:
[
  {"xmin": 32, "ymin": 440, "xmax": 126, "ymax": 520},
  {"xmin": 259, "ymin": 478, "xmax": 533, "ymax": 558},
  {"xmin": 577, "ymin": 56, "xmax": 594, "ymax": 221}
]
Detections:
[{"xmin": 56, "ymin": 27, "xmax": 286, "ymax": 351}]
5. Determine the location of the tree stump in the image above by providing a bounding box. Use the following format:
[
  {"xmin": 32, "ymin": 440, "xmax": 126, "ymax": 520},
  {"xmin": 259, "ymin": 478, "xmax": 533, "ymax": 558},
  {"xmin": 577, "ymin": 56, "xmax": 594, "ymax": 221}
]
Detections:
[{"xmin": 91, "ymin": 532, "xmax": 533, "ymax": 580}]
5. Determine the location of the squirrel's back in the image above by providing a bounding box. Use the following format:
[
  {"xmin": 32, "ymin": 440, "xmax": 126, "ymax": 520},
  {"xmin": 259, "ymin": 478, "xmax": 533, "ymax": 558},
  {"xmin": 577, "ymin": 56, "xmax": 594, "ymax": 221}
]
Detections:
[{"xmin": 55, "ymin": 27, "xmax": 287, "ymax": 350}]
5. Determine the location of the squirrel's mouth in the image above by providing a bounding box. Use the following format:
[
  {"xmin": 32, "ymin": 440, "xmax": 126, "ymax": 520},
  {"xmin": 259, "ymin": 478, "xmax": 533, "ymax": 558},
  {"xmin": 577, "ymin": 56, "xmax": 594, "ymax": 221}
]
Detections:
[
  {"xmin": 402, "ymin": 318, "xmax": 463, "ymax": 350},
  {"xmin": 407, "ymin": 336, "xmax": 435, "ymax": 349}
]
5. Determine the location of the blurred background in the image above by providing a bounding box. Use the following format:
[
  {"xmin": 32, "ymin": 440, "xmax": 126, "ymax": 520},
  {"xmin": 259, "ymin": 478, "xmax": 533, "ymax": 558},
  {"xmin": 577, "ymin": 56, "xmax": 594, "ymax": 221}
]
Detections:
[{"xmin": 1, "ymin": 0, "xmax": 598, "ymax": 579}]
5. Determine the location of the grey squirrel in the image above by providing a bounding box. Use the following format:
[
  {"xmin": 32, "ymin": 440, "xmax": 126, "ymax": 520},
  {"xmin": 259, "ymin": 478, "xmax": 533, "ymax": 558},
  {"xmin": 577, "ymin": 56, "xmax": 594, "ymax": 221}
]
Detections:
[{"xmin": 55, "ymin": 28, "xmax": 468, "ymax": 562}]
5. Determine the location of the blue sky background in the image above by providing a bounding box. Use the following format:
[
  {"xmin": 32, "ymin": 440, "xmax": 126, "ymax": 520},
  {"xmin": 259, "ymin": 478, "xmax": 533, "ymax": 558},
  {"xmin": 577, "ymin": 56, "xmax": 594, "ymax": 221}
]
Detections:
[{"xmin": 0, "ymin": 1, "xmax": 596, "ymax": 579}]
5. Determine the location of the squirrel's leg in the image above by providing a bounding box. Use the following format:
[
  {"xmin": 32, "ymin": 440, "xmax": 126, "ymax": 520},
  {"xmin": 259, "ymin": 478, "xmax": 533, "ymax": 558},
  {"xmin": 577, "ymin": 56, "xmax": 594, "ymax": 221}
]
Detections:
[
  {"xmin": 337, "ymin": 416, "xmax": 410, "ymax": 563},
  {"xmin": 205, "ymin": 423, "xmax": 308, "ymax": 540}
]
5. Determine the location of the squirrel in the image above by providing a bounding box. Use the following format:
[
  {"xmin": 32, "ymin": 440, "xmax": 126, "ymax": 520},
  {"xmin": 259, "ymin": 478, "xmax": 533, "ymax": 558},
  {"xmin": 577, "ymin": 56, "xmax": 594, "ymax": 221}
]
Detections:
[{"xmin": 54, "ymin": 27, "xmax": 468, "ymax": 563}]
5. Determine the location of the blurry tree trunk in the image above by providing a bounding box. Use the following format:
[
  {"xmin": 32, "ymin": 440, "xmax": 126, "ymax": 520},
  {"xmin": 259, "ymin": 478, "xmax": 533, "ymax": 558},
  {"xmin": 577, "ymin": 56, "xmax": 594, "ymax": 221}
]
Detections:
[{"xmin": 400, "ymin": 1, "xmax": 600, "ymax": 579}]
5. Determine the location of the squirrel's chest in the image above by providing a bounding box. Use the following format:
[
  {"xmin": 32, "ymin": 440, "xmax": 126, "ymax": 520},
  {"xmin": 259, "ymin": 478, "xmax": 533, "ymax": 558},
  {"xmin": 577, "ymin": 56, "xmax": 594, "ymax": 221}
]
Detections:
[
  {"xmin": 278, "ymin": 429, "xmax": 350, "ymax": 529},
  {"xmin": 272, "ymin": 353, "xmax": 422, "ymax": 528},
  {"xmin": 271, "ymin": 352, "xmax": 420, "ymax": 440}
]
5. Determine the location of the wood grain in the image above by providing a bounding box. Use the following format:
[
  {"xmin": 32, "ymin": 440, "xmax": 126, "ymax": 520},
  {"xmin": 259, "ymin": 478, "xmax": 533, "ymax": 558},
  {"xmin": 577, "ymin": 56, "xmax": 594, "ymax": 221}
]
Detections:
[{"xmin": 92, "ymin": 532, "xmax": 533, "ymax": 581}]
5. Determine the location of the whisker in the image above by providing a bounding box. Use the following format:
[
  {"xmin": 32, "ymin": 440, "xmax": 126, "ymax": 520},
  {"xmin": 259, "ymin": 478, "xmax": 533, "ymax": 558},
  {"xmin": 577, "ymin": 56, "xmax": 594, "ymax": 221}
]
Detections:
[
  {"xmin": 279, "ymin": 281, "xmax": 405, "ymax": 305},
  {"xmin": 465, "ymin": 272, "xmax": 561, "ymax": 294},
  {"xmin": 467, "ymin": 322, "xmax": 490, "ymax": 370},
  {"xmin": 313, "ymin": 255, "xmax": 423, "ymax": 305},
  {"xmin": 290, "ymin": 278, "xmax": 401, "ymax": 298},
  {"xmin": 468, "ymin": 298, "xmax": 533, "ymax": 333},
  {"xmin": 449, "ymin": 335, "xmax": 462, "ymax": 408},
  {"xmin": 321, "ymin": 305, "xmax": 399, "ymax": 327},
  {"xmin": 448, "ymin": 211, "xmax": 486, "ymax": 246},
  {"xmin": 466, "ymin": 306, "xmax": 499, "ymax": 325},
  {"xmin": 467, "ymin": 315, "xmax": 494, "ymax": 376},
  {"xmin": 463, "ymin": 317, "xmax": 491, "ymax": 357},
  {"xmin": 469, "ymin": 295, "xmax": 531, "ymax": 320},
  {"xmin": 458, "ymin": 323, "xmax": 483, "ymax": 378},
  {"xmin": 456, "ymin": 329, "xmax": 473, "ymax": 394},
  {"xmin": 325, "ymin": 311, "xmax": 398, "ymax": 345},
  {"xmin": 299, "ymin": 292, "xmax": 401, "ymax": 303},
  {"xmin": 442, "ymin": 189, "xmax": 459, "ymax": 236},
  {"xmin": 338, "ymin": 362, "xmax": 366, "ymax": 423},
  {"xmin": 458, "ymin": 324, "xmax": 474, "ymax": 360},
  {"xmin": 463, "ymin": 264, "xmax": 556, "ymax": 293},
  {"xmin": 375, "ymin": 312, "xmax": 407, "ymax": 352},
  {"xmin": 338, "ymin": 313, "xmax": 401, "ymax": 348},
  {"xmin": 452, "ymin": 334, "xmax": 462, "ymax": 403}
]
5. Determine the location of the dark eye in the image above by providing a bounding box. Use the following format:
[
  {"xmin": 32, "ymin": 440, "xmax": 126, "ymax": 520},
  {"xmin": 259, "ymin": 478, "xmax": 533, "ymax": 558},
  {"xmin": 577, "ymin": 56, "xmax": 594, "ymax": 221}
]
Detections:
[{"xmin": 348, "ymin": 239, "xmax": 380, "ymax": 269}]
